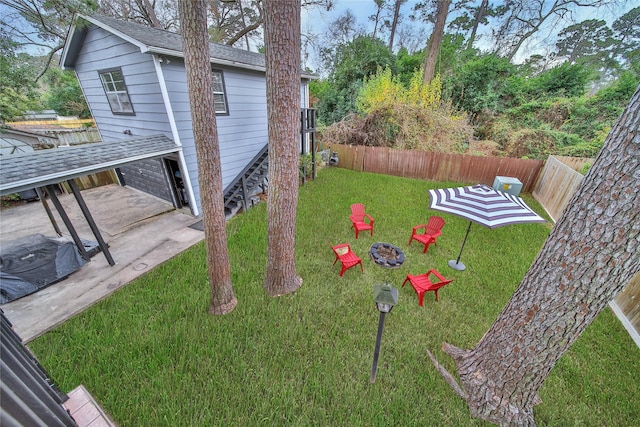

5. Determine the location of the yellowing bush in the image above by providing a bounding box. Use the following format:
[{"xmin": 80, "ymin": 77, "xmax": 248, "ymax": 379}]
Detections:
[
  {"xmin": 356, "ymin": 67, "xmax": 442, "ymax": 114},
  {"xmin": 405, "ymin": 71, "xmax": 441, "ymax": 109},
  {"xmin": 355, "ymin": 67, "xmax": 401, "ymax": 114},
  {"xmin": 323, "ymin": 67, "xmax": 472, "ymax": 154}
]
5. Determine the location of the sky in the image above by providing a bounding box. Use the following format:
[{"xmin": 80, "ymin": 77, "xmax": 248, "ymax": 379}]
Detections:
[
  {"xmin": 4, "ymin": 0, "xmax": 636, "ymax": 63},
  {"xmin": 302, "ymin": 0, "xmax": 634, "ymax": 34},
  {"xmin": 301, "ymin": 0, "xmax": 637, "ymax": 70},
  {"xmin": 302, "ymin": 0, "xmax": 425, "ymax": 46},
  {"xmin": 303, "ymin": 0, "xmax": 414, "ymax": 32}
]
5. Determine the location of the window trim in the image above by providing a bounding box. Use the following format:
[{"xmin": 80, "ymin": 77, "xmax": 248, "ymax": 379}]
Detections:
[
  {"xmin": 211, "ymin": 68, "xmax": 229, "ymax": 116},
  {"xmin": 98, "ymin": 67, "xmax": 135, "ymax": 116}
]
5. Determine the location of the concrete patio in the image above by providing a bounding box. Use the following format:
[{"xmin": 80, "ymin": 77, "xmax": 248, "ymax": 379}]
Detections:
[{"xmin": 0, "ymin": 184, "xmax": 204, "ymax": 343}]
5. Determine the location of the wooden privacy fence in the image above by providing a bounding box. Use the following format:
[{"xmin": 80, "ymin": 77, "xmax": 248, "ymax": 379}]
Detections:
[
  {"xmin": 532, "ymin": 155, "xmax": 593, "ymax": 222},
  {"xmin": 61, "ymin": 170, "xmax": 119, "ymax": 193},
  {"xmin": 324, "ymin": 143, "xmax": 544, "ymax": 192},
  {"xmin": 612, "ymin": 273, "xmax": 640, "ymax": 346},
  {"xmin": 56, "ymin": 128, "xmax": 101, "ymax": 146},
  {"xmin": 7, "ymin": 119, "xmax": 96, "ymax": 129}
]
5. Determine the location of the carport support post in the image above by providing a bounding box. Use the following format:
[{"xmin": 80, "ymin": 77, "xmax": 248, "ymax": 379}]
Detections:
[
  {"xmin": 36, "ymin": 187, "xmax": 62, "ymax": 237},
  {"xmin": 45, "ymin": 185, "xmax": 91, "ymax": 262},
  {"xmin": 67, "ymin": 179, "xmax": 115, "ymax": 266}
]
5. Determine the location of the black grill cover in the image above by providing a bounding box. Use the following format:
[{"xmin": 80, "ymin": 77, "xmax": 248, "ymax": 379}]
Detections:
[{"xmin": 0, "ymin": 234, "xmax": 90, "ymax": 304}]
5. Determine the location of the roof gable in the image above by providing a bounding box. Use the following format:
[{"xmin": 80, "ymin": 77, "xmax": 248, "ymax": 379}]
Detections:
[{"xmin": 61, "ymin": 14, "xmax": 316, "ymax": 79}]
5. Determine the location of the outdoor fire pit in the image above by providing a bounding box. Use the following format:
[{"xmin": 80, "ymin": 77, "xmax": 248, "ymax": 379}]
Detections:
[{"xmin": 369, "ymin": 242, "xmax": 405, "ymax": 269}]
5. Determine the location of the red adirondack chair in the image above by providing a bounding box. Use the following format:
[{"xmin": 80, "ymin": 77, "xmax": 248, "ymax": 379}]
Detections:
[
  {"xmin": 349, "ymin": 203, "xmax": 374, "ymax": 239},
  {"xmin": 402, "ymin": 269, "xmax": 453, "ymax": 306},
  {"xmin": 408, "ymin": 216, "xmax": 445, "ymax": 253},
  {"xmin": 331, "ymin": 243, "xmax": 363, "ymax": 277}
]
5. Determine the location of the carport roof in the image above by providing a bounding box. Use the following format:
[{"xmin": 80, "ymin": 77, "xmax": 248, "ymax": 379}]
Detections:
[{"xmin": 0, "ymin": 134, "xmax": 179, "ymax": 196}]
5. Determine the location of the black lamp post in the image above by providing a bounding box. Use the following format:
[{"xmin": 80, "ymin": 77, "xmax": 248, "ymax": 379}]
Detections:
[{"xmin": 370, "ymin": 283, "xmax": 398, "ymax": 383}]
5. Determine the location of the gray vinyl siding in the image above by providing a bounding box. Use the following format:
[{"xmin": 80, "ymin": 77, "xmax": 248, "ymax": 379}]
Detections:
[
  {"xmin": 163, "ymin": 58, "xmax": 268, "ymax": 211},
  {"xmin": 74, "ymin": 26, "xmax": 172, "ymax": 141},
  {"xmin": 159, "ymin": 59, "xmax": 198, "ymax": 202},
  {"xmin": 72, "ymin": 26, "xmax": 175, "ymax": 204},
  {"xmin": 118, "ymin": 158, "xmax": 174, "ymax": 202},
  {"xmin": 219, "ymin": 68, "xmax": 268, "ymax": 186}
]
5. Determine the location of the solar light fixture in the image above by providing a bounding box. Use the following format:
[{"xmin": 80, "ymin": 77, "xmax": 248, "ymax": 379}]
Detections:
[
  {"xmin": 373, "ymin": 283, "xmax": 398, "ymax": 313},
  {"xmin": 370, "ymin": 283, "xmax": 398, "ymax": 383}
]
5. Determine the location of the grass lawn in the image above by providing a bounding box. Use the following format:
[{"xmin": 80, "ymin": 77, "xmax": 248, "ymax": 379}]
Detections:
[{"xmin": 30, "ymin": 167, "xmax": 639, "ymax": 426}]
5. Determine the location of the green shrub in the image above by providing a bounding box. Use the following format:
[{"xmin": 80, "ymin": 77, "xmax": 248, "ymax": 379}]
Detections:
[
  {"xmin": 444, "ymin": 54, "xmax": 519, "ymax": 117},
  {"xmin": 526, "ymin": 63, "xmax": 592, "ymax": 98},
  {"xmin": 299, "ymin": 153, "xmax": 313, "ymax": 178},
  {"xmin": 314, "ymin": 80, "xmax": 363, "ymax": 125},
  {"xmin": 315, "ymin": 36, "xmax": 397, "ymax": 125},
  {"xmin": 579, "ymin": 162, "xmax": 592, "ymax": 175},
  {"xmin": 557, "ymin": 140, "xmax": 603, "ymax": 158},
  {"xmin": 43, "ymin": 68, "xmax": 91, "ymax": 118},
  {"xmin": 395, "ymin": 47, "xmax": 424, "ymax": 86},
  {"xmin": 1, "ymin": 193, "xmax": 21, "ymax": 208}
]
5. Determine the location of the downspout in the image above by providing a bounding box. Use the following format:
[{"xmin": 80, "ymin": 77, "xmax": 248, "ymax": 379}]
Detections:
[
  {"xmin": 152, "ymin": 54, "xmax": 199, "ymax": 216},
  {"xmin": 301, "ymin": 80, "xmax": 310, "ymax": 153}
]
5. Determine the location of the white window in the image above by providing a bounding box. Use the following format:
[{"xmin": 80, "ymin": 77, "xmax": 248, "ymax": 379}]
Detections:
[
  {"xmin": 212, "ymin": 70, "xmax": 229, "ymax": 115},
  {"xmin": 99, "ymin": 68, "xmax": 135, "ymax": 115}
]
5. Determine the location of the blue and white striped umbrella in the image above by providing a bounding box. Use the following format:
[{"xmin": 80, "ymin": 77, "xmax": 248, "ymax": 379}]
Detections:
[
  {"xmin": 427, "ymin": 184, "xmax": 545, "ymax": 229},
  {"xmin": 427, "ymin": 184, "xmax": 546, "ymax": 270}
]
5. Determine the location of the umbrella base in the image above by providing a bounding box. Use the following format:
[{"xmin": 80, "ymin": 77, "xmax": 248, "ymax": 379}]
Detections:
[{"xmin": 448, "ymin": 259, "xmax": 466, "ymax": 271}]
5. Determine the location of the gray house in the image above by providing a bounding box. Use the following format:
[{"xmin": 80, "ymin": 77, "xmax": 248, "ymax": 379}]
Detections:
[{"xmin": 61, "ymin": 14, "xmax": 315, "ymax": 216}]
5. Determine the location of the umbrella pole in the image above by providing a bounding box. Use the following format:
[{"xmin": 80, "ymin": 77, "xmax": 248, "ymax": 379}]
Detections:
[{"xmin": 448, "ymin": 221, "xmax": 472, "ymax": 271}]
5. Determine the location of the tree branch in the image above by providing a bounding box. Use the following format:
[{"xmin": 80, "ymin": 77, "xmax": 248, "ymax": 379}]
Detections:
[
  {"xmin": 35, "ymin": 44, "xmax": 63, "ymax": 82},
  {"xmin": 226, "ymin": 18, "xmax": 262, "ymax": 46},
  {"xmin": 426, "ymin": 348, "xmax": 467, "ymax": 399}
]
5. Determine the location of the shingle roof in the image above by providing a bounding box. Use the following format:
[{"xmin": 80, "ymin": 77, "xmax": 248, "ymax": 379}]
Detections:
[
  {"xmin": 63, "ymin": 14, "xmax": 316, "ymax": 79},
  {"xmin": 0, "ymin": 135, "xmax": 179, "ymax": 196}
]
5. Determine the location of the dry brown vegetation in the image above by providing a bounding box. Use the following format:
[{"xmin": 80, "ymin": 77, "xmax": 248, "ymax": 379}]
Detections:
[
  {"xmin": 321, "ymin": 104, "xmax": 474, "ymax": 154},
  {"xmin": 501, "ymin": 128, "xmax": 557, "ymax": 158}
]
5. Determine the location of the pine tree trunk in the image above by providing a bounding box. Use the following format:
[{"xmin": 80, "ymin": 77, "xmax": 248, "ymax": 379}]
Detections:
[
  {"xmin": 141, "ymin": 0, "xmax": 161, "ymax": 28},
  {"xmin": 263, "ymin": 0, "xmax": 303, "ymax": 297},
  {"xmin": 179, "ymin": 1, "xmax": 237, "ymax": 315},
  {"xmin": 387, "ymin": 0, "xmax": 404, "ymax": 51},
  {"xmin": 467, "ymin": 0, "xmax": 488, "ymax": 49},
  {"xmin": 422, "ymin": 0, "xmax": 450, "ymax": 83},
  {"xmin": 439, "ymin": 85, "xmax": 640, "ymax": 426}
]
